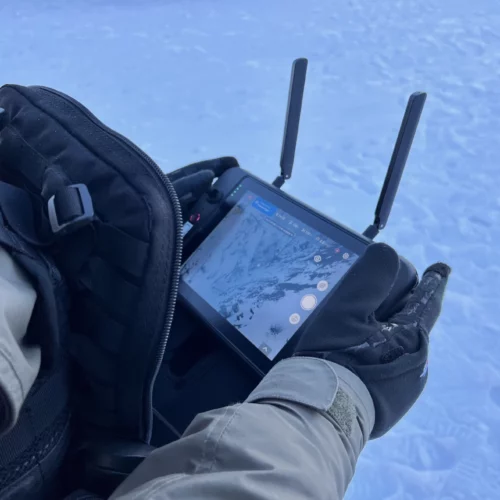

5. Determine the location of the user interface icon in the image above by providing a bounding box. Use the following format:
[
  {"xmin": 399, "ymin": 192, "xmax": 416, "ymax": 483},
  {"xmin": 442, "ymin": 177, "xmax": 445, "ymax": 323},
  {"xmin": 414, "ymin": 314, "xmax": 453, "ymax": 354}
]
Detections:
[
  {"xmin": 289, "ymin": 313, "xmax": 301, "ymax": 325},
  {"xmin": 300, "ymin": 294, "xmax": 318, "ymax": 311},
  {"xmin": 317, "ymin": 280, "xmax": 328, "ymax": 292},
  {"xmin": 259, "ymin": 343, "xmax": 272, "ymax": 355}
]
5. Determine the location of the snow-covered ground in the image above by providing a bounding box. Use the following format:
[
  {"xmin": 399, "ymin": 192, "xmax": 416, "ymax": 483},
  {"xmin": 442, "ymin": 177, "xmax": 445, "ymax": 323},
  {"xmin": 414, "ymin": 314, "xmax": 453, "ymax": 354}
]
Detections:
[{"xmin": 2, "ymin": 0, "xmax": 499, "ymax": 498}]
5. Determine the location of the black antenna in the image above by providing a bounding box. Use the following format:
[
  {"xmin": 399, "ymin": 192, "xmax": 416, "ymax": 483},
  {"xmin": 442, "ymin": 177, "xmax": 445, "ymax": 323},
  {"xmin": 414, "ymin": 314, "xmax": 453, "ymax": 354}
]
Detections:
[
  {"xmin": 363, "ymin": 91, "xmax": 427, "ymax": 239},
  {"xmin": 272, "ymin": 58, "xmax": 308, "ymax": 188}
]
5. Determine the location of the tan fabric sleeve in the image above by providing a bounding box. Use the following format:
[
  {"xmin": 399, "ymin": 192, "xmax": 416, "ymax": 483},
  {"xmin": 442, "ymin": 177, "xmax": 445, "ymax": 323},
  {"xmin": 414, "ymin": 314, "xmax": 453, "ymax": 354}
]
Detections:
[
  {"xmin": 110, "ymin": 357, "xmax": 375, "ymax": 500},
  {"xmin": 0, "ymin": 245, "xmax": 40, "ymax": 436}
]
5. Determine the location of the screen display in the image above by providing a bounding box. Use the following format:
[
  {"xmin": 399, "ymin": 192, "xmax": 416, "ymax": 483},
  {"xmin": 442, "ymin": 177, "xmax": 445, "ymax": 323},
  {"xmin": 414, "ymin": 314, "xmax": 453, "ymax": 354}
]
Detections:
[{"xmin": 181, "ymin": 190, "xmax": 359, "ymax": 360}]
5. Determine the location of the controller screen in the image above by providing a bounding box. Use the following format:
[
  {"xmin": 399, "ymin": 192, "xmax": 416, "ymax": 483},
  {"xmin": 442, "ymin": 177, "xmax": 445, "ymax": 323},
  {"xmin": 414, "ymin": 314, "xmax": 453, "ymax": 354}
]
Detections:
[{"xmin": 181, "ymin": 190, "xmax": 359, "ymax": 360}]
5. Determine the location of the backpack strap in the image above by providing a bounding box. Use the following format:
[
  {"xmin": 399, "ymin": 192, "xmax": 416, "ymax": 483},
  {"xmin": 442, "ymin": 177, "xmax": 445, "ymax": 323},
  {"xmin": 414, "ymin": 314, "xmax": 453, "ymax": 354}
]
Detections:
[{"xmin": 0, "ymin": 178, "xmax": 94, "ymax": 240}]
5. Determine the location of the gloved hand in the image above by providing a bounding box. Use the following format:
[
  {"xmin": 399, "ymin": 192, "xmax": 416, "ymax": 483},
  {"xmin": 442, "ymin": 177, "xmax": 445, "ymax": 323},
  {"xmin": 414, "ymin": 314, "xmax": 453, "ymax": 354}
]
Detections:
[
  {"xmin": 167, "ymin": 157, "xmax": 239, "ymax": 222},
  {"xmin": 294, "ymin": 242, "xmax": 451, "ymax": 438}
]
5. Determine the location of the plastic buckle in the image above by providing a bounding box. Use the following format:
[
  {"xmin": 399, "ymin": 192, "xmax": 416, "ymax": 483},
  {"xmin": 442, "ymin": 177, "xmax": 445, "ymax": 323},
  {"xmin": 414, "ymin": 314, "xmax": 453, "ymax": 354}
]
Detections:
[{"xmin": 48, "ymin": 183, "xmax": 95, "ymax": 235}]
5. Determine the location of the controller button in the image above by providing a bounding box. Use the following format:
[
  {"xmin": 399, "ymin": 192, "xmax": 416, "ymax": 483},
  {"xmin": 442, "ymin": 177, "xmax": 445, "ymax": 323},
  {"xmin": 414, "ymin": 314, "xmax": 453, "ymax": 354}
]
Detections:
[{"xmin": 207, "ymin": 188, "xmax": 222, "ymax": 203}]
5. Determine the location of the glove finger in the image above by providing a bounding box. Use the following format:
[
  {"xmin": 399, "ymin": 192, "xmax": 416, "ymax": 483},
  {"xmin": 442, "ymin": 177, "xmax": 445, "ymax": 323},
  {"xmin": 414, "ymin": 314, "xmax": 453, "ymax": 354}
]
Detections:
[
  {"xmin": 329, "ymin": 242, "xmax": 400, "ymax": 321},
  {"xmin": 210, "ymin": 156, "xmax": 240, "ymax": 178},
  {"xmin": 172, "ymin": 169, "xmax": 214, "ymax": 201},
  {"xmin": 391, "ymin": 262, "xmax": 451, "ymax": 334},
  {"xmin": 168, "ymin": 157, "xmax": 239, "ymax": 183},
  {"xmin": 173, "ymin": 170, "xmax": 215, "ymax": 220}
]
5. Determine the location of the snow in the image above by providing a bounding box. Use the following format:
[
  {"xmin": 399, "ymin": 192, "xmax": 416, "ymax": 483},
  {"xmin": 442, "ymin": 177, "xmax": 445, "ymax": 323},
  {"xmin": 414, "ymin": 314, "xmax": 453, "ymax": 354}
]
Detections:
[{"xmin": 1, "ymin": 0, "xmax": 499, "ymax": 498}]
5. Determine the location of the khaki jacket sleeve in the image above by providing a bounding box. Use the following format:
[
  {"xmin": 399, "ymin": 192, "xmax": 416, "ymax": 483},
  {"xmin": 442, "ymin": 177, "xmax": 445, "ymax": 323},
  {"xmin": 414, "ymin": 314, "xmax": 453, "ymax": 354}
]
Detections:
[
  {"xmin": 0, "ymin": 245, "xmax": 40, "ymax": 436},
  {"xmin": 110, "ymin": 357, "xmax": 375, "ymax": 500}
]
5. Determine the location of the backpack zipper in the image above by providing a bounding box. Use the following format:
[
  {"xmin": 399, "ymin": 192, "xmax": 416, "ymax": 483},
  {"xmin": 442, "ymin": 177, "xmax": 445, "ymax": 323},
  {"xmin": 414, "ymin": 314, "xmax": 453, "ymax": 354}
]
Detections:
[{"xmin": 32, "ymin": 86, "xmax": 183, "ymax": 440}]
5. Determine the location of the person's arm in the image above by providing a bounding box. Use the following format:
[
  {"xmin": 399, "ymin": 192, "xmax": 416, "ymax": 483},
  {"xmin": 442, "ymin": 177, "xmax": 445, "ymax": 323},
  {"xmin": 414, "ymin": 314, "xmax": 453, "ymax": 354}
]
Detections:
[
  {"xmin": 0, "ymin": 245, "xmax": 40, "ymax": 436},
  {"xmin": 110, "ymin": 243, "xmax": 450, "ymax": 500},
  {"xmin": 110, "ymin": 357, "xmax": 374, "ymax": 500}
]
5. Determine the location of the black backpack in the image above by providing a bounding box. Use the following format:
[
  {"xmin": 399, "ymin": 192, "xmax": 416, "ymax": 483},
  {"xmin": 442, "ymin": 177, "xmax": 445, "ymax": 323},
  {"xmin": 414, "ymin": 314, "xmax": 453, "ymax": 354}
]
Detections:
[{"xmin": 0, "ymin": 84, "xmax": 183, "ymax": 498}]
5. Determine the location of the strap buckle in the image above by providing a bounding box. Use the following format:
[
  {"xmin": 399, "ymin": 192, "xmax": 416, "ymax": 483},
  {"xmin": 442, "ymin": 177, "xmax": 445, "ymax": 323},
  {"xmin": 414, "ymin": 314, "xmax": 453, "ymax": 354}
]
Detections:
[{"xmin": 48, "ymin": 184, "xmax": 95, "ymax": 235}]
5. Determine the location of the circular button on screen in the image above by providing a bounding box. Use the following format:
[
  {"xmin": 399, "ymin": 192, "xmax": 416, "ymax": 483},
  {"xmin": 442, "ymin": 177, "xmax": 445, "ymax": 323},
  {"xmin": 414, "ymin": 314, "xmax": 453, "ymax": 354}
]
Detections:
[
  {"xmin": 317, "ymin": 280, "xmax": 329, "ymax": 292},
  {"xmin": 300, "ymin": 294, "xmax": 318, "ymax": 311}
]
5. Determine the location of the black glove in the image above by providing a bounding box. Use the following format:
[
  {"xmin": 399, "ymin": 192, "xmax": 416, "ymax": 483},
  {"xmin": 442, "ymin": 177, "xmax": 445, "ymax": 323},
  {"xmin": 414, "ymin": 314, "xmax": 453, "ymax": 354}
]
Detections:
[
  {"xmin": 167, "ymin": 157, "xmax": 239, "ymax": 222},
  {"xmin": 294, "ymin": 242, "xmax": 451, "ymax": 438}
]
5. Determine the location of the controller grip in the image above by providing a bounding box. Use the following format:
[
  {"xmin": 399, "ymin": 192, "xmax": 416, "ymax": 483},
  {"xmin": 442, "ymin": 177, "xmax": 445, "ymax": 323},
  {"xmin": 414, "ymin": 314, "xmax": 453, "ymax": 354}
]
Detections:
[{"xmin": 374, "ymin": 255, "xmax": 418, "ymax": 322}]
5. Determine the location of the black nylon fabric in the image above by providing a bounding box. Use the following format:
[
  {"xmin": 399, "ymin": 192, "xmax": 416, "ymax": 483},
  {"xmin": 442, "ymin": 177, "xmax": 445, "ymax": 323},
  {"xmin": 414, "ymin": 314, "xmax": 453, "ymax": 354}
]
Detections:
[
  {"xmin": 0, "ymin": 84, "xmax": 182, "ymax": 447},
  {"xmin": 63, "ymin": 490, "xmax": 103, "ymax": 500},
  {"xmin": 0, "ymin": 217, "xmax": 72, "ymax": 499},
  {"xmin": 0, "ymin": 372, "xmax": 71, "ymax": 500}
]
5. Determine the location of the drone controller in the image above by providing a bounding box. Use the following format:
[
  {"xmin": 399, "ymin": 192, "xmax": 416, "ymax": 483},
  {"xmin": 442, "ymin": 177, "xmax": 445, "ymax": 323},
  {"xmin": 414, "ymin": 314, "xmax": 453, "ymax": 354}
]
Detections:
[{"xmin": 178, "ymin": 59, "xmax": 426, "ymax": 374}]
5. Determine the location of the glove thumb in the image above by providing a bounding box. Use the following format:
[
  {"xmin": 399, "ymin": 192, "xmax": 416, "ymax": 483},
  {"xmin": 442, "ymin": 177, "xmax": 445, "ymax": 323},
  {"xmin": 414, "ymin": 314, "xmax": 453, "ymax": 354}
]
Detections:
[
  {"xmin": 326, "ymin": 242, "xmax": 400, "ymax": 322},
  {"xmin": 296, "ymin": 243, "xmax": 401, "ymax": 353}
]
